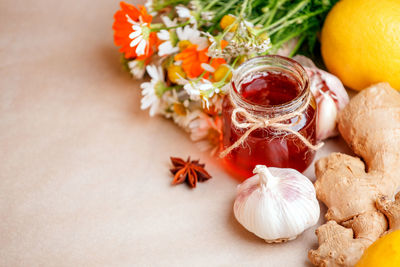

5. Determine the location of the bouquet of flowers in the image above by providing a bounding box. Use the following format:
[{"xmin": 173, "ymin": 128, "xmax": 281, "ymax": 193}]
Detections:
[{"xmin": 112, "ymin": 0, "xmax": 339, "ymax": 153}]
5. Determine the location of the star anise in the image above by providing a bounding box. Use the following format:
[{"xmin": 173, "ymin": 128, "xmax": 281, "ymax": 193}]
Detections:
[{"xmin": 169, "ymin": 157, "xmax": 212, "ymax": 188}]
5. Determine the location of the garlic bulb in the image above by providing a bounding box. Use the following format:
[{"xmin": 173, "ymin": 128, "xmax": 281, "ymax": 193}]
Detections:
[{"xmin": 233, "ymin": 165, "xmax": 320, "ymax": 243}]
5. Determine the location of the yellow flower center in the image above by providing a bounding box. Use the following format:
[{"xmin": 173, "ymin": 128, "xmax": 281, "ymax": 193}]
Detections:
[
  {"xmin": 141, "ymin": 25, "xmax": 150, "ymax": 40},
  {"xmin": 213, "ymin": 65, "xmax": 232, "ymax": 82},
  {"xmin": 154, "ymin": 81, "xmax": 167, "ymax": 97},
  {"xmin": 220, "ymin": 15, "xmax": 238, "ymax": 32},
  {"xmin": 173, "ymin": 103, "xmax": 187, "ymax": 116},
  {"xmin": 167, "ymin": 65, "xmax": 186, "ymax": 84},
  {"xmin": 178, "ymin": 40, "xmax": 192, "ymax": 51}
]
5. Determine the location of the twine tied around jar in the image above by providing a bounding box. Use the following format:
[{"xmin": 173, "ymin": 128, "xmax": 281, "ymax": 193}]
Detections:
[{"xmin": 219, "ymin": 94, "xmax": 324, "ymax": 158}]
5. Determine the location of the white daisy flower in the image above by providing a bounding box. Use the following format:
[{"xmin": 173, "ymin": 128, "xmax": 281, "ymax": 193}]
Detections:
[
  {"xmin": 140, "ymin": 65, "xmax": 167, "ymax": 116},
  {"xmin": 176, "ymin": 6, "xmax": 194, "ymax": 21},
  {"xmin": 183, "ymin": 79, "xmax": 213, "ymax": 100},
  {"xmin": 220, "ymin": 83, "xmax": 230, "ymax": 94},
  {"xmin": 172, "ymin": 109, "xmax": 202, "ymax": 131},
  {"xmin": 156, "ymin": 90, "xmax": 175, "ymax": 119},
  {"xmin": 161, "ymin": 89, "xmax": 182, "ymax": 108},
  {"xmin": 200, "ymin": 63, "xmax": 215, "ymax": 73},
  {"xmin": 183, "ymin": 79, "xmax": 217, "ymax": 108},
  {"xmin": 145, "ymin": 0, "xmax": 157, "ymax": 16},
  {"xmin": 176, "ymin": 25, "xmax": 208, "ymax": 50},
  {"xmin": 126, "ymin": 15, "xmax": 151, "ymax": 56},
  {"xmin": 128, "ymin": 59, "xmax": 146, "ymax": 79},
  {"xmin": 188, "ymin": 113, "xmax": 222, "ymax": 154},
  {"xmin": 208, "ymin": 25, "xmax": 271, "ymax": 59},
  {"xmin": 201, "ymin": 11, "xmax": 215, "ymax": 22},
  {"xmin": 188, "ymin": 0, "xmax": 201, "ymax": 11},
  {"xmin": 189, "ymin": 114, "xmax": 211, "ymax": 141},
  {"xmin": 161, "ymin": 16, "xmax": 178, "ymax": 27},
  {"xmin": 160, "ymin": 90, "xmax": 200, "ymax": 130},
  {"xmin": 157, "ymin": 30, "xmax": 179, "ymax": 57}
]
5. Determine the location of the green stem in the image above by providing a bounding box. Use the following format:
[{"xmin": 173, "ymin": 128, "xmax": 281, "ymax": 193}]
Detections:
[
  {"xmin": 154, "ymin": 0, "xmax": 189, "ymax": 12},
  {"xmin": 218, "ymin": 0, "xmax": 241, "ymax": 16},
  {"xmin": 288, "ymin": 34, "xmax": 306, "ymax": 57},
  {"xmin": 269, "ymin": 20, "xmax": 316, "ymax": 55},
  {"xmin": 268, "ymin": 8, "xmax": 325, "ymax": 35},
  {"xmin": 265, "ymin": 0, "xmax": 309, "ymax": 31},
  {"xmin": 231, "ymin": 56, "xmax": 240, "ymax": 68},
  {"xmin": 204, "ymin": 0, "xmax": 220, "ymax": 10},
  {"xmin": 239, "ymin": 0, "xmax": 250, "ymax": 18},
  {"xmin": 151, "ymin": 20, "xmax": 190, "ymax": 31},
  {"xmin": 207, "ymin": 0, "xmax": 241, "ymax": 32},
  {"xmin": 271, "ymin": 31, "xmax": 302, "ymax": 50},
  {"xmin": 213, "ymin": 56, "xmax": 240, "ymax": 88},
  {"xmin": 265, "ymin": 1, "xmax": 278, "ymax": 26},
  {"xmin": 258, "ymin": 12, "xmax": 271, "ymax": 26},
  {"xmin": 250, "ymin": 16, "xmax": 263, "ymax": 25}
]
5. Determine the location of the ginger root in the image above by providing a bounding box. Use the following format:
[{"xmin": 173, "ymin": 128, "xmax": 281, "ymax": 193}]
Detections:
[
  {"xmin": 376, "ymin": 192, "xmax": 400, "ymax": 232},
  {"xmin": 309, "ymin": 221, "xmax": 372, "ymax": 267},
  {"xmin": 309, "ymin": 83, "xmax": 400, "ymax": 266}
]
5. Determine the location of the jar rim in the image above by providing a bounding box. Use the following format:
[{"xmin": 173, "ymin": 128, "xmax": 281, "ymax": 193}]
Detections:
[{"xmin": 230, "ymin": 55, "xmax": 310, "ymax": 114}]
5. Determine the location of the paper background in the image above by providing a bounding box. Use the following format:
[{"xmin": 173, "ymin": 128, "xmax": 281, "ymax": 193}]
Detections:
[{"xmin": 0, "ymin": 0, "xmax": 353, "ymax": 266}]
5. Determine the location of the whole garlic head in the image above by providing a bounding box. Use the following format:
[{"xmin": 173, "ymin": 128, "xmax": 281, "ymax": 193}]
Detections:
[{"xmin": 234, "ymin": 165, "xmax": 320, "ymax": 243}]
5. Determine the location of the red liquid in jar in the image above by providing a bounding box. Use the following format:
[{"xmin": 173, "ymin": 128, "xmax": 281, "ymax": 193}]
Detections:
[{"xmin": 222, "ymin": 71, "xmax": 316, "ymax": 180}]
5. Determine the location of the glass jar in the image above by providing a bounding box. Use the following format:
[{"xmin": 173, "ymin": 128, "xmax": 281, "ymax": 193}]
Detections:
[{"xmin": 221, "ymin": 55, "xmax": 317, "ymax": 179}]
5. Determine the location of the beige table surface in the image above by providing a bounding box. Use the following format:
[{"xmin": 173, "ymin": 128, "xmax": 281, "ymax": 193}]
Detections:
[{"xmin": 0, "ymin": 1, "xmax": 353, "ymax": 266}]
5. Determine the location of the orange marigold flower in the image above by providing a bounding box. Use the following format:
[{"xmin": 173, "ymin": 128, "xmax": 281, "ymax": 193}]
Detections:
[
  {"xmin": 209, "ymin": 58, "xmax": 226, "ymax": 72},
  {"xmin": 220, "ymin": 40, "xmax": 229, "ymax": 50},
  {"xmin": 113, "ymin": 2, "xmax": 157, "ymax": 59},
  {"xmin": 202, "ymin": 57, "xmax": 227, "ymax": 80},
  {"xmin": 174, "ymin": 44, "xmax": 209, "ymax": 79},
  {"xmin": 174, "ymin": 44, "xmax": 227, "ymax": 80}
]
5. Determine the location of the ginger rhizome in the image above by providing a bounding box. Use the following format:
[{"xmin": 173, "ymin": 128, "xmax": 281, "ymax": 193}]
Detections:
[
  {"xmin": 308, "ymin": 83, "xmax": 400, "ymax": 267},
  {"xmin": 376, "ymin": 192, "xmax": 400, "ymax": 233}
]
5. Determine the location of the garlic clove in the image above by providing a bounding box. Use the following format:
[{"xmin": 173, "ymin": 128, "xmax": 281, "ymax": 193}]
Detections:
[
  {"xmin": 234, "ymin": 165, "xmax": 320, "ymax": 243},
  {"xmin": 292, "ymin": 55, "xmax": 350, "ymax": 140},
  {"xmin": 312, "ymin": 68, "xmax": 349, "ymax": 110},
  {"xmin": 316, "ymin": 93, "xmax": 338, "ymax": 140},
  {"xmin": 304, "ymin": 66, "xmax": 349, "ymax": 111},
  {"xmin": 293, "ymin": 55, "xmax": 349, "ymax": 110}
]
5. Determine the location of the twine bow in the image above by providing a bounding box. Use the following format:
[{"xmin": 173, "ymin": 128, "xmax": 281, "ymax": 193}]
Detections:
[{"xmin": 219, "ymin": 94, "xmax": 324, "ymax": 158}]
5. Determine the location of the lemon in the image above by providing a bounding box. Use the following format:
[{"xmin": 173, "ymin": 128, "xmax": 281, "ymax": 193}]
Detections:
[
  {"xmin": 321, "ymin": 0, "xmax": 400, "ymax": 91},
  {"xmin": 356, "ymin": 230, "xmax": 400, "ymax": 267}
]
